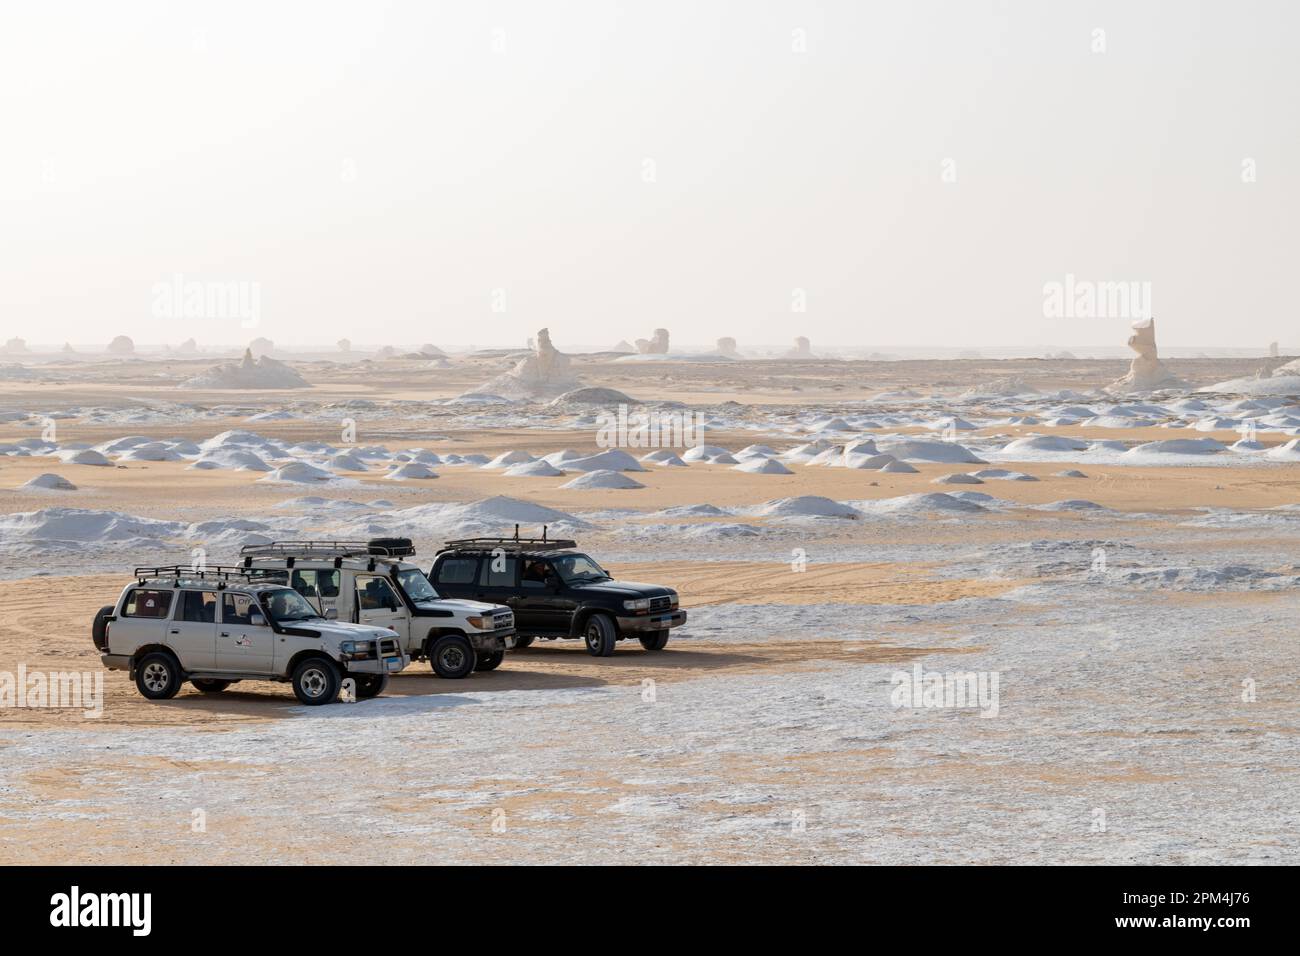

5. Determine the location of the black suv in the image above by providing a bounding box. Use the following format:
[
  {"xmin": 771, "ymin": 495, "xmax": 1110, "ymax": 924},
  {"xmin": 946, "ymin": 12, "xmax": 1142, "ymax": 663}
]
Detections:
[{"xmin": 429, "ymin": 534, "xmax": 686, "ymax": 656}]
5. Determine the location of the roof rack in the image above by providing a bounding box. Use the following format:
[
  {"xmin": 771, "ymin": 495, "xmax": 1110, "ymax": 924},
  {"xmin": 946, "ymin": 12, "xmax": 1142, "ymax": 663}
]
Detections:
[
  {"xmin": 240, "ymin": 538, "xmax": 416, "ymax": 567},
  {"xmin": 440, "ymin": 524, "xmax": 577, "ymax": 553},
  {"xmin": 134, "ymin": 566, "xmax": 261, "ymax": 588}
]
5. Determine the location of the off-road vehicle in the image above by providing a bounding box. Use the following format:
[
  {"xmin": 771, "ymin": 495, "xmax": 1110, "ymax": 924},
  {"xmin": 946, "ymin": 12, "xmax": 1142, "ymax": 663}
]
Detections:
[
  {"xmin": 92, "ymin": 566, "xmax": 407, "ymax": 705},
  {"xmin": 428, "ymin": 529, "xmax": 686, "ymax": 656},
  {"xmin": 240, "ymin": 538, "xmax": 516, "ymax": 679}
]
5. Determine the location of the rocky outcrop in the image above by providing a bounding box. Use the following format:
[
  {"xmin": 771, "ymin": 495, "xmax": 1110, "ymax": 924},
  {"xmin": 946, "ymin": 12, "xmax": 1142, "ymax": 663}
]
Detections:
[
  {"xmin": 1107, "ymin": 318, "xmax": 1184, "ymax": 393},
  {"xmin": 180, "ymin": 348, "xmax": 310, "ymax": 389},
  {"xmin": 784, "ymin": 336, "xmax": 813, "ymax": 359},
  {"xmin": 635, "ymin": 329, "xmax": 670, "ymax": 354},
  {"xmin": 715, "ymin": 337, "xmax": 740, "ymax": 358},
  {"xmin": 475, "ymin": 328, "xmax": 580, "ymax": 399}
]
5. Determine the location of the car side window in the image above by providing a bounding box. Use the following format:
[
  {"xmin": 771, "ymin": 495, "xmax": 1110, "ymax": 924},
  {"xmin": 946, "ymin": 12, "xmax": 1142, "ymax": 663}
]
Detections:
[
  {"xmin": 520, "ymin": 559, "xmax": 551, "ymax": 589},
  {"xmin": 436, "ymin": 557, "xmax": 478, "ymax": 585},
  {"xmin": 357, "ymin": 577, "xmax": 400, "ymax": 611},
  {"xmin": 479, "ymin": 555, "xmax": 517, "ymax": 587},
  {"xmin": 221, "ymin": 592, "xmax": 259, "ymax": 625},
  {"xmin": 179, "ymin": 590, "xmax": 217, "ymax": 623},
  {"xmin": 123, "ymin": 588, "xmax": 173, "ymax": 618}
]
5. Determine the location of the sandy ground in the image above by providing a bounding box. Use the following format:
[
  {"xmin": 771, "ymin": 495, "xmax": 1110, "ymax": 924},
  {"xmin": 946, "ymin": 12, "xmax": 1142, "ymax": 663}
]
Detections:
[{"xmin": 1, "ymin": 354, "xmax": 1298, "ymax": 863}]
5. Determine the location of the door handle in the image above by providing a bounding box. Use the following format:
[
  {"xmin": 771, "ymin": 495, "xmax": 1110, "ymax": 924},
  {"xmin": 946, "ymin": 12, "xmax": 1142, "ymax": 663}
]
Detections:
[
  {"xmin": 220, "ymin": 631, "xmax": 230, "ymax": 637},
  {"xmin": 169, "ymin": 629, "xmax": 179, "ymax": 634}
]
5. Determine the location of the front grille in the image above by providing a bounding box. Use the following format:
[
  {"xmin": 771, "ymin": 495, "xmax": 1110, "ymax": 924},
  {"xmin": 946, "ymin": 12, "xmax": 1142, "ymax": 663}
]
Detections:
[
  {"xmin": 379, "ymin": 638, "xmax": 401, "ymax": 656},
  {"xmin": 494, "ymin": 612, "xmax": 514, "ymax": 629},
  {"xmin": 649, "ymin": 596, "xmax": 671, "ymax": 613}
]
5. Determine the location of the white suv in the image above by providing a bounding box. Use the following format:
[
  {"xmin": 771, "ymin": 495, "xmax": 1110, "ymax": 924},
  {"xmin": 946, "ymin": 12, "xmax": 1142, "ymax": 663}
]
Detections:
[
  {"xmin": 239, "ymin": 538, "xmax": 516, "ymax": 680},
  {"xmin": 93, "ymin": 566, "xmax": 408, "ymax": 705}
]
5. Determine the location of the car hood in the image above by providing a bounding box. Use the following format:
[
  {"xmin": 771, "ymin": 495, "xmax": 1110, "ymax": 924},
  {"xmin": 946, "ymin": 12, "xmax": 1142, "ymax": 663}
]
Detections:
[
  {"xmin": 413, "ymin": 598, "xmax": 510, "ymax": 615},
  {"xmin": 284, "ymin": 620, "xmax": 398, "ymax": 641},
  {"xmin": 569, "ymin": 580, "xmax": 675, "ymax": 599}
]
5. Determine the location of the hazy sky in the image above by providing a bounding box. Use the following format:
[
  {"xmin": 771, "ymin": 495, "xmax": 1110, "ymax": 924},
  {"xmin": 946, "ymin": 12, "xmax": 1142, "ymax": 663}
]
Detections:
[{"xmin": 2, "ymin": 1, "xmax": 1297, "ymax": 352}]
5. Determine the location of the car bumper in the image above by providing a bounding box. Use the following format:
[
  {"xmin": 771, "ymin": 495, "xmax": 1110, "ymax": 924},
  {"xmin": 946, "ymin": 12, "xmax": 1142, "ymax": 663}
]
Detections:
[
  {"xmin": 616, "ymin": 609, "xmax": 687, "ymax": 633},
  {"xmin": 469, "ymin": 626, "xmax": 516, "ymax": 652},
  {"xmin": 345, "ymin": 653, "xmax": 409, "ymax": 675},
  {"xmin": 100, "ymin": 653, "xmax": 131, "ymax": 671}
]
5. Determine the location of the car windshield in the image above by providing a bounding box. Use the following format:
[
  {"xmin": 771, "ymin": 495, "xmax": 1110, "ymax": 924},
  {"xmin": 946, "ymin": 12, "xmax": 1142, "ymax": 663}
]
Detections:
[
  {"xmin": 552, "ymin": 553, "xmax": 610, "ymax": 584},
  {"xmin": 396, "ymin": 568, "xmax": 439, "ymax": 602},
  {"xmin": 263, "ymin": 588, "xmax": 322, "ymax": 623}
]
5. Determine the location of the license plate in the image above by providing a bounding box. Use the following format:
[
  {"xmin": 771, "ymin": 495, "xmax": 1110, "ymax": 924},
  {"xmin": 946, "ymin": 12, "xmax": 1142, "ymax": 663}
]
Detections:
[{"xmin": 385, "ymin": 658, "xmax": 402, "ymax": 671}]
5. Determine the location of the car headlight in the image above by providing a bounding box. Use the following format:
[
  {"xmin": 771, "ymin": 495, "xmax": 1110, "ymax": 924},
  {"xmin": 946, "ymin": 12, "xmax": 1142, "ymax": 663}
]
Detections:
[
  {"xmin": 466, "ymin": 615, "xmax": 494, "ymax": 629},
  {"xmin": 668, "ymin": 591, "xmax": 679, "ymax": 608},
  {"xmin": 623, "ymin": 598, "xmax": 651, "ymax": 612},
  {"xmin": 340, "ymin": 640, "xmax": 374, "ymax": 660}
]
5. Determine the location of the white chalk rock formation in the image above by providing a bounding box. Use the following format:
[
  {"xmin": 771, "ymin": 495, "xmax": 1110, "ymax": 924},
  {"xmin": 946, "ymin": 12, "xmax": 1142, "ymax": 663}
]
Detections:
[
  {"xmin": 635, "ymin": 329, "xmax": 670, "ymax": 354},
  {"xmin": 180, "ymin": 348, "xmax": 310, "ymax": 389},
  {"xmin": 1107, "ymin": 318, "xmax": 1184, "ymax": 393},
  {"xmin": 474, "ymin": 328, "xmax": 580, "ymax": 400},
  {"xmin": 715, "ymin": 337, "xmax": 740, "ymax": 358},
  {"xmin": 107, "ymin": 335, "xmax": 135, "ymax": 355},
  {"xmin": 3, "ymin": 337, "xmax": 28, "ymax": 354},
  {"xmin": 784, "ymin": 336, "xmax": 813, "ymax": 359}
]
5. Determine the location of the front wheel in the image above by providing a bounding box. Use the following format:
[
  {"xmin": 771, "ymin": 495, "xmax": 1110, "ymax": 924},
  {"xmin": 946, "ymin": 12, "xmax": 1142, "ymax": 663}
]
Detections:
[
  {"xmin": 512, "ymin": 635, "xmax": 535, "ymax": 650},
  {"xmin": 353, "ymin": 674, "xmax": 388, "ymax": 699},
  {"xmin": 191, "ymin": 678, "xmax": 232, "ymax": 693},
  {"xmin": 135, "ymin": 652, "xmax": 182, "ymax": 700},
  {"xmin": 583, "ymin": 614, "xmax": 618, "ymax": 657},
  {"xmin": 639, "ymin": 630, "xmax": 670, "ymax": 651},
  {"xmin": 292, "ymin": 657, "xmax": 341, "ymax": 705},
  {"xmin": 475, "ymin": 650, "xmax": 504, "ymax": 672},
  {"xmin": 430, "ymin": 635, "xmax": 476, "ymax": 679}
]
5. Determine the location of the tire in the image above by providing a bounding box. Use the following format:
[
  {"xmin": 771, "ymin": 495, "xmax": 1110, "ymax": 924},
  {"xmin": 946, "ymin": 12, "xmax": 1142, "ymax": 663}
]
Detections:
[
  {"xmin": 91, "ymin": 605, "xmax": 115, "ymax": 650},
  {"xmin": 513, "ymin": 636, "xmax": 535, "ymax": 650},
  {"xmin": 353, "ymin": 674, "xmax": 388, "ymax": 699},
  {"xmin": 291, "ymin": 657, "xmax": 341, "ymax": 705},
  {"xmin": 475, "ymin": 650, "xmax": 504, "ymax": 671},
  {"xmin": 583, "ymin": 614, "xmax": 618, "ymax": 657},
  {"xmin": 190, "ymin": 678, "xmax": 232, "ymax": 693},
  {"xmin": 639, "ymin": 630, "xmax": 670, "ymax": 651},
  {"xmin": 430, "ymin": 635, "xmax": 476, "ymax": 679},
  {"xmin": 134, "ymin": 652, "xmax": 182, "ymax": 700}
]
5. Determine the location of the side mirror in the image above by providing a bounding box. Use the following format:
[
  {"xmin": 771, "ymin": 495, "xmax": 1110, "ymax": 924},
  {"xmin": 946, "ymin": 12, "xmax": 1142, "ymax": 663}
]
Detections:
[
  {"xmin": 250, "ymin": 612, "xmax": 266, "ymax": 627},
  {"xmin": 325, "ymin": 608, "xmax": 339, "ymax": 621}
]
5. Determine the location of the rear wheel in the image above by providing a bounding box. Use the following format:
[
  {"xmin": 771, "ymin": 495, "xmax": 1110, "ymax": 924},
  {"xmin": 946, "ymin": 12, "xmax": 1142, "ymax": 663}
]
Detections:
[
  {"xmin": 292, "ymin": 657, "xmax": 341, "ymax": 705},
  {"xmin": 190, "ymin": 678, "xmax": 232, "ymax": 693},
  {"xmin": 639, "ymin": 630, "xmax": 670, "ymax": 651},
  {"xmin": 135, "ymin": 652, "xmax": 182, "ymax": 700},
  {"xmin": 475, "ymin": 650, "xmax": 504, "ymax": 671},
  {"xmin": 583, "ymin": 614, "xmax": 617, "ymax": 657},
  {"xmin": 430, "ymin": 635, "xmax": 476, "ymax": 679},
  {"xmin": 353, "ymin": 674, "xmax": 388, "ymax": 699}
]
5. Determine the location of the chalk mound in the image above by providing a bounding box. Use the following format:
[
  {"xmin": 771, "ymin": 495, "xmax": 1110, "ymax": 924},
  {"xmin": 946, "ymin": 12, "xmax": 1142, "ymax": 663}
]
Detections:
[
  {"xmin": 1055, "ymin": 469, "xmax": 1088, "ymax": 478},
  {"xmin": 879, "ymin": 459, "xmax": 919, "ymax": 473},
  {"xmin": 932, "ymin": 473, "xmax": 984, "ymax": 485},
  {"xmin": 187, "ymin": 449, "xmax": 273, "ymax": 472},
  {"xmin": 385, "ymin": 462, "xmax": 438, "ymax": 480},
  {"xmin": 875, "ymin": 439, "xmax": 986, "ymax": 464},
  {"xmin": 328, "ymin": 452, "xmax": 370, "ymax": 471},
  {"xmin": 181, "ymin": 349, "xmax": 310, "ymax": 389},
  {"xmin": 1265, "ymin": 439, "xmax": 1300, "ymax": 461},
  {"xmin": 547, "ymin": 387, "xmax": 636, "ymax": 407},
  {"xmin": 21, "ymin": 473, "xmax": 77, "ymax": 491},
  {"xmin": 1038, "ymin": 499, "xmax": 1106, "ymax": 511},
  {"xmin": 0, "ymin": 508, "xmax": 183, "ymax": 545},
  {"xmin": 733, "ymin": 457, "xmax": 794, "ymax": 475},
  {"xmin": 655, "ymin": 503, "xmax": 730, "ymax": 517},
  {"xmin": 483, "ymin": 450, "xmax": 537, "ymax": 469},
  {"xmin": 562, "ymin": 449, "xmax": 647, "ymax": 472},
  {"xmin": 504, "ymin": 459, "xmax": 565, "ymax": 477},
  {"xmin": 682, "ymin": 444, "xmax": 732, "ymax": 462},
  {"xmin": 117, "ymin": 442, "xmax": 185, "ymax": 462},
  {"xmin": 1001, "ymin": 435, "xmax": 1089, "ymax": 453},
  {"xmin": 560, "ymin": 470, "xmax": 645, "ymax": 490},
  {"xmin": 1121, "ymin": 438, "xmax": 1227, "ymax": 457},
  {"xmin": 261, "ymin": 462, "xmax": 335, "ymax": 483},
  {"xmin": 56, "ymin": 449, "xmax": 113, "ymax": 467},
  {"xmin": 844, "ymin": 453, "xmax": 898, "ymax": 470},
  {"xmin": 753, "ymin": 496, "xmax": 859, "ymax": 519},
  {"xmin": 970, "ymin": 468, "xmax": 1038, "ymax": 481},
  {"xmin": 862, "ymin": 493, "xmax": 988, "ymax": 515}
]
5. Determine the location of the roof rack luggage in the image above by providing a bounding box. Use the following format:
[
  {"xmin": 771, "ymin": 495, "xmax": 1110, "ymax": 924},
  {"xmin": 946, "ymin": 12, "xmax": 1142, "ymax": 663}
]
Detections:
[
  {"xmin": 134, "ymin": 565, "xmax": 259, "ymax": 588},
  {"xmin": 440, "ymin": 525, "xmax": 577, "ymax": 553},
  {"xmin": 240, "ymin": 538, "xmax": 416, "ymax": 566}
]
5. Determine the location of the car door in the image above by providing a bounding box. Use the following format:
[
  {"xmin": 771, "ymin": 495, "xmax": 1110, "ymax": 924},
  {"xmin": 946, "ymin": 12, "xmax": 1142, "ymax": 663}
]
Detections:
[
  {"xmin": 291, "ymin": 568, "xmax": 342, "ymax": 618},
  {"xmin": 167, "ymin": 589, "xmax": 218, "ymax": 670},
  {"xmin": 431, "ymin": 555, "xmax": 479, "ymax": 599},
  {"xmin": 216, "ymin": 591, "xmax": 275, "ymax": 672},
  {"xmin": 474, "ymin": 554, "xmax": 534, "ymax": 625},
  {"xmin": 354, "ymin": 575, "xmax": 410, "ymax": 644},
  {"xmin": 516, "ymin": 559, "xmax": 571, "ymax": 634}
]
